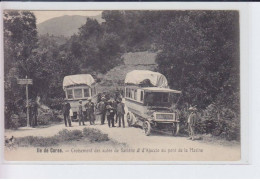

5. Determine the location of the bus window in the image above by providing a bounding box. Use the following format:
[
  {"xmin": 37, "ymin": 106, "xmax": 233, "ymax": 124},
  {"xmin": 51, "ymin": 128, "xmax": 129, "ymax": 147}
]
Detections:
[
  {"xmin": 126, "ymin": 88, "xmax": 129, "ymax": 98},
  {"xmin": 94, "ymin": 87, "xmax": 96, "ymax": 95},
  {"xmin": 162, "ymin": 93, "xmax": 169, "ymax": 102},
  {"xmin": 140, "ymin": 91, "xmax": 144, "ymax": 102},
  {"xmin": 134, "ymin": 89, "xmax": 137, "ymax": 100},
  {"xmin": 90, "ymin": 87, "xmax": 96, "ymax": 97},
  {"xmin": 67, "ymin": 89, "xmax": 73, "ymax": 99},
  {"xmin": 74, "ymin": 88, "xmax": 83, "ymax": 99},
  {"xmin": 90, "ymin": 88, "xmax": 93, "ymax": 97},
  {"xmin": 84, "ymin": 88, "xmax": 90, "ymax": 97},
  {"xmin": 128, "ymin": 88, "xmax": 131, "ymax": 98},
  {"xmin": 129, "ymin": 89, "xmax": 132, "ymax": 98}
]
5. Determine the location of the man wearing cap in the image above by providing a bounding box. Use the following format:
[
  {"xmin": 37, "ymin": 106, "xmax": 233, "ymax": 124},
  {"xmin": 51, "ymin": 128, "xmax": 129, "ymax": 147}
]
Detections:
[
  {"xmin": 117, "ymin": 98, "xmax": 125, "ymax": 128},
  {"xmin": 187, "ymin": 106, "xmax": 197, "ymax": 140},
  {"xmin": 78, "ymin": 100, "xmax": 85, "ymax": 126},
  {"xmin": 63, "ymin": 100, "xmax": 71, "ymax": 127},
  {"xmin": 106, "ymin": 100, "xmax": 116, "ymax": 127},
  {"xmin": 88, "ymin": 98, "xmax": 95, "ymax": 125},
  {"xmin": 99, "ymin": 97, "xmax": 106, "ymax": 125},
  {"xmin": 84, "ymin": 99, "xmax": 90, "ymax": 122}
]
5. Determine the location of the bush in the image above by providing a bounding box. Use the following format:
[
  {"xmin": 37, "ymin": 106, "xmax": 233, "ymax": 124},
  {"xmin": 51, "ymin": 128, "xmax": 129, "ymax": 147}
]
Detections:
[
  {"xmin": 57, "ymin": 129, "xmax": 83, "ymax": 141},
  {"xmin": 82, "ymin": 127, "xmax": 109, "ymax": 142},
  {"xmin": 177, "ymin": 109, "xmax": 189, "ymax": 135},
  {"xmin": 201, "ymin": 104, "xmax": 240, "ymax": 141},
  {"xmin": 7, "ymin": 114, "xmax": 20, "ymax": 129},
  {"xmin": 177, "ymin": 105, "xmax": 240, "ymax": 141},
  {"xmin": 45, "ymin": 97, "xmax": 64, "ymax": 110},
  {"xmin": 14, "ymin": 129, "xmax": 83, "ymax": 147},
  {"xmin": 37, "ymin": 113, "xmax": 52, "ymax": 125},
  {"xmin": 37, "ymin": 109, "xmax": 62, "ymax": 125},
  {"xmin": 15, "ymin": 136, "xmax": 59, "ymax": 147}
]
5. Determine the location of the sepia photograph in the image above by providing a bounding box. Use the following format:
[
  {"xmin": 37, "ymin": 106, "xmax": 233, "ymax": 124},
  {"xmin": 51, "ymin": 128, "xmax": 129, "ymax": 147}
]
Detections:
[{"xmin": 3, "ymin": 9, "xmax": 241, "ymax": 162}]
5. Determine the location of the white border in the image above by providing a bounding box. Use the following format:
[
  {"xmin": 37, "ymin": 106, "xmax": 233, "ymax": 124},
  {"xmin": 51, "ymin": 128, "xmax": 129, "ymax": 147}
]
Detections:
[{"xmin": 0, "ymin": 1, "xmax": 257, "ymax": 178}]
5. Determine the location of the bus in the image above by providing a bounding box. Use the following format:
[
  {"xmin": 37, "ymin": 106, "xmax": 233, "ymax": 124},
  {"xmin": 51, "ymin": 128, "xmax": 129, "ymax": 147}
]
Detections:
[
  {"xmin": 63, "ymin": 74, "xmax": 97, "ymax": 120},
  {"xmin": 124, "ymin": 70, "xmax": 181, "ymax": 136}
]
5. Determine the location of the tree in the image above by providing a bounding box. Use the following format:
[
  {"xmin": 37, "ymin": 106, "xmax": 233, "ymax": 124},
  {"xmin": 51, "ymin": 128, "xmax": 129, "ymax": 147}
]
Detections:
[
  {"xmin": 67, "ymin": 18, "xmax": 122, "ymax": 74},
  {"xmin": 4, "ymin": 11, "xmax": 38, "ymax": 77},
  {"xmin": 4, "ymin": 10, "xmax": 38, "ymax": 128},
  {"xmin": 156, "ymin": 11, "xmax": 239, "ymax": 109}
]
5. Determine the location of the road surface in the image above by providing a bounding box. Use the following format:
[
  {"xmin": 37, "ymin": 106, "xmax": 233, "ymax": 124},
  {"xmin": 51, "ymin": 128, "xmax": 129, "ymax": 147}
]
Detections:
[{"xmin": 5, "ymin": 120, "xmax": 241, "ymax": 161}]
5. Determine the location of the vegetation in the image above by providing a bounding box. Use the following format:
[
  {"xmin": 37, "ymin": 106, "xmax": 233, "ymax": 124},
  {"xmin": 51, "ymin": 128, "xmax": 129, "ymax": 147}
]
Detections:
[
  {"xmin": 82, "ymin": 128, "xmax": 109, "ymax": 142},
  {"xmin": 13, "ymin": 128, "xmax": 109, "ymax": 147},
  {"xmin": 4, "ymin": 10, "xmax": 240, "ymax": 140}
]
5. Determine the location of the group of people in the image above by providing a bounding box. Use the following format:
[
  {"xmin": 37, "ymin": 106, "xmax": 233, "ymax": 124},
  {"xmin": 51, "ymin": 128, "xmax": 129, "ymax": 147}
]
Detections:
[
  {"xmin": 63, "ymin": 95, "xmax": 126, "ymax": 128},
  {"xmin": 62, "ymin": 95, "xmax": 198, "ymax": 141},
  {"xmin": 97, "ymin": 96, "xmax": 126, "ymax": 128}
]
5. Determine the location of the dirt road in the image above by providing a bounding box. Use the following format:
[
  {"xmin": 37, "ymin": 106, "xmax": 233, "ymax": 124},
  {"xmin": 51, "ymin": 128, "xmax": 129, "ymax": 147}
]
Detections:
[{"xmin": 5, "ymin": 120, "xmax": 241, "ymax": 161}]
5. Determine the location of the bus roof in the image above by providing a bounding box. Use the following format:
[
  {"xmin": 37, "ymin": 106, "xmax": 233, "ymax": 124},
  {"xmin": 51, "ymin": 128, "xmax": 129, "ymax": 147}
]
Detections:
[
  {"xmin": 125, "ymin": 70, "xmax": 168, "ymax": 88},
  {"xmin": 142, "ymin": 87, "xmax": 181, "ymax": 94},
  {"xmin": 63, "ymin": 74, "xmax": 95, "ymax": 90}
]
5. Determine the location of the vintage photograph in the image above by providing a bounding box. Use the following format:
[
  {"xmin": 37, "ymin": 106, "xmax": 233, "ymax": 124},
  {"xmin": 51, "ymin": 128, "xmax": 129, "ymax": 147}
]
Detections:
[{"xmin": 3, "ymin": 10, "xmax": 240, "ymax": 161}]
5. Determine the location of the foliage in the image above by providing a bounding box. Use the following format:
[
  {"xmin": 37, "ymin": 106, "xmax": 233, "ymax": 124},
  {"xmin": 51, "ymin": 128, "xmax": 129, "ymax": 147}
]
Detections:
[
  {"xmin": 13, "ymin": 128, "xmax": 109, "ymax": 147},
  {"xmin": 82, "ymin": 127, "xmax": 109, "ymax": 142},
  {"xmin": 14, "ymin": 129, "xmax": 83, "ymax": 147},
  {"xmin": 6, "ymin": 114, "xmax": 20, "ymax": 129},
  {"xmin": 57, "ymin": 129, "xmax": 83, "ymax": 141},
  {"xmin": 154, "ymin": 11, "xmax": 240, "ymax": 140},
  {"xmin": 14, "ymin": 135, "xmax": 60, "ymax": 147},
  {"xmin": 4, "ymin": 11, "xmax": 38, "ymax": 128},
  {"xmin": 68, "ymin": 18, "xmax": 123, "ymax": 74}
]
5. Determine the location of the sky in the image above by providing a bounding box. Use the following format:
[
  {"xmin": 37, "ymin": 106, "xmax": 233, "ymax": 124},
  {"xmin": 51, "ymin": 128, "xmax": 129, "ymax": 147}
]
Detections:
[{"xmin": 32, "ymin": 11, "xmax": 102, "ymax": 24}]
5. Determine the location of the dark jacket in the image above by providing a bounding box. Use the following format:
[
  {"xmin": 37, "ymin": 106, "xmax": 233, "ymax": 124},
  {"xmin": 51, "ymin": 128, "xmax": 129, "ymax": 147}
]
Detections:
[
  {"xmin": 98, "ymin": 101, "xmax": 106, "ymax": 113},
  {"xmin": 63, "ymin": 103, "xmax": 71, "ymax": 115},
  {"xmin": 106, "ymin": 106, "xmax": 115, "ymax": 117},
  {"xmin": 117, "ymin": 102, "xmax": 125, "ymax": 115}
]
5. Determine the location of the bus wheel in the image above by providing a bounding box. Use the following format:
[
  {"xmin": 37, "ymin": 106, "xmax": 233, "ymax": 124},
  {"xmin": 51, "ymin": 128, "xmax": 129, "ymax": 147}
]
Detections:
[
  {"xmin": 143, "ymin": 121, "xmax": 151, "ymax": 136},
  {"xmin": 127, "ymin": 112, "xmax": 133, "ymax": 127}
]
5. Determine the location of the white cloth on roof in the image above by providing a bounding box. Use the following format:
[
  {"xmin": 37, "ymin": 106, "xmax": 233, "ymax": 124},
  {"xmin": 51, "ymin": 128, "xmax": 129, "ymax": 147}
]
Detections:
[
  {"xmin": 124, "ymin": 70, "xmax": 168, "ymax": 88},
  {"xmin": 63, "ymin": 74, "xmax": 95, "ymax": 90}
]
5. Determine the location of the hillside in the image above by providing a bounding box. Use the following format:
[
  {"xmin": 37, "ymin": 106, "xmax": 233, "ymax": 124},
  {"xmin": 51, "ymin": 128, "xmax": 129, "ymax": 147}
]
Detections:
[
  {"xmin": 37, "ymin": 15, "xmax": 104, "ymax": 37},
  {"xmin": 97, "ymin": 51, "xmax": 158, "ymax": 93}
]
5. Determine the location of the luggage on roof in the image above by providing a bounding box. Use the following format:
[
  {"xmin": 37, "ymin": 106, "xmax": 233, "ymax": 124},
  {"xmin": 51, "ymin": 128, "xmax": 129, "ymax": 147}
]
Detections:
[
  {"xmin": 124, "ymin": 70, "xmax": 168, "ymax": 88},
  {"xmin": 63, "ymin": 74, "xmax": 95, "ymax": 90}
]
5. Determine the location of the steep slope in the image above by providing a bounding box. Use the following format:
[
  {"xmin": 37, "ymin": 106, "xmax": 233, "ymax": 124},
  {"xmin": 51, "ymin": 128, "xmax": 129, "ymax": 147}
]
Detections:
[{"xmin": 37, "ymin": 15, "xmax": 104, "ymax": 37}]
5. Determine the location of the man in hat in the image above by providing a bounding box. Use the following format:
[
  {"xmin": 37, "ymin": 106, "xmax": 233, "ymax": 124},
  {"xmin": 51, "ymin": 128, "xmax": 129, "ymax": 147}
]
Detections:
[
  {"xmin": 78, "ymin": 100, "xmax": 85, "ymax": 126},
  {"xmin": 63, "ymin": 100, "xmax": 71, "ymax": 127},
  {"xmin": 106, "ymin": 99, "xmax": 116, "ymax": 127},
  {"xmin": 99, "ymin": 97, "xmax": 106, "ymax": 125},
  {"xmin": 117, "ymin": 98, "xmax": 125, "ymax": 128},
  {"xmin": 187, "ymin": 106, "xmax": 197, "ymax": 140},
  {"xmin": 84, "ymin": 99, "xmax": 90, "ymax": 122},
  {"xmin": 88, "ymin": 98, "xmax": 95, "ymax": 125}
]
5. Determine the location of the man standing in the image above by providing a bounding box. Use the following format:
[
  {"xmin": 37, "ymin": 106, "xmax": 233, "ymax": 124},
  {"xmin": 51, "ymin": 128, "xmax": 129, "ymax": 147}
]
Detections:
[
  {"xmin": 117, "ymin": 98, "xmax": 125, "ymax": 128},
  {"xmin": 32, "ymin": 100, "xmax": 38, "ymax": 127},
  {"xmin": 99, "ymin": 97, "xmax": 106, "ymax": 125},
  {"xmin": 63, "ymin": 100, "xmax": 71, "ymax": 127},
  {"xmin": 112, "ymin": 100, "xmax": 118, "ymax": 124},
  {"xmin": 84, "ymin": 99, "xmax": 90, "ymax": 122},
  {"xmin": 106, "ymin": 100, "xmax": 115, "ymax": 127},
  {"xmin": 88, "ymin": 98, "xmax": 95, "ymax": 125},
  {"xmin": 78, "ymin": 100, "xmax": 85, "ymax": 126},
  {"xmin": 187, "ymin": 106, "xmax": 197, "ymax": 140}
]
